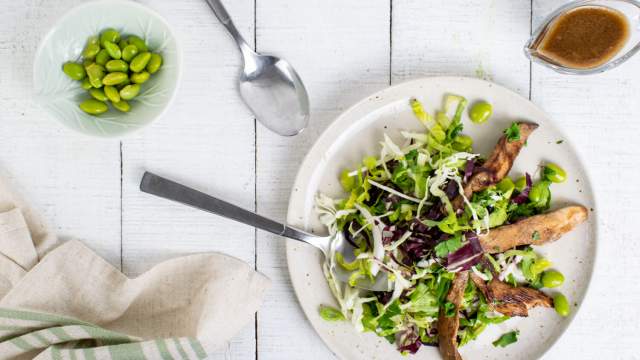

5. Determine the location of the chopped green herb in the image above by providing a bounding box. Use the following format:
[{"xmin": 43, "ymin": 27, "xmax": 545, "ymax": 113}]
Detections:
[
  {"xmin": 492, "ymin": 330, "xmax": 519, "ymax": 347},
  {"xmin": 319, "ymin": 305, "xmax": 345, "ymax": 321},
  {"xmin": 532, "ymin": 230, "xmax": 540, "ymax": 241},
  {"xmin": 435, "ymin": 235, "xmax": 463, "ymax": 258},
  {"xmin": 504, "ymin": 122, "xmax": 521, "ymax": 142},
  {"xmin": 556, "ymin": 139, "xmax": 564, "ymax": 144},
  {"xmin": 444, "ymin": 301, "xmax": 456, "ymax": 317}
]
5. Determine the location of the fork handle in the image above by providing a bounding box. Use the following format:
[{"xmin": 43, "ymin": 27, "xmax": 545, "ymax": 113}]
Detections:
[{"xmin": 140, "ymin": 172, "xmax": 317, "ymax": 244}]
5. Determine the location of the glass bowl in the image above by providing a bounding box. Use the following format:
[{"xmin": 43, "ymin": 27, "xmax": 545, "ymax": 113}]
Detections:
[{"xmin": 525, "ymin": 0, "xmax": 640, "ymax": 75}]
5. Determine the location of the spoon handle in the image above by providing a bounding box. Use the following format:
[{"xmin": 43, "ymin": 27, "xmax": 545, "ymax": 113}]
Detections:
[
  {"xmin": 204, "ymin": 0, "xmax": 254, "ymax": 56},
  {"xmin": 140, "ymin": 172, "xmax": 319, "ymax": 245}
]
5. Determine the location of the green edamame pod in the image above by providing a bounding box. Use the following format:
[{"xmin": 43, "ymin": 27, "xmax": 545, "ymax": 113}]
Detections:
[
  {"xmin": 100, "ymin": 28, "xmax": 120, "ymax": 47},
  {"xmin": 85, "ymin": 63, "xmax": 105, "ymax": 88},
  {"xmin": 95, "ymin": 49, "xmax": 111, "ymax": 66},
  {"xmin": 130, "ymin": 71, "xmax": 150, "ymax": 84},
  {"xmin": 103, "ymin": 41, "xmax": 121, "ymax": 60},
  {"xmin": 82, "ymin": 43, "xmax": 101, "ymax": 60},
  {"xmin": 126, "ymin": 35, "xmax": 148, "ymax": 52},
  {"xmin": 112, "ymin": 100, "xmax": 131, "ymax": 113},
  {"xmin": 102, "ymin": 72, "xmax": 128, "ymax": 86},
  {"xmin": 119, "ymin": 84, "xmax": 140, "ymax": 100},
  {"xmin": 62, "ymin": 62, "xmax": 86, "ymax": 81},
  {"xmin": 553, "ymin": 294, "xmax": 570, "ymax": 317},
  {"xmin": 105, "ymin": 59, "xmax": 129, "ymax": 72},
  {"xmin": 79, "ymin": 99, "xmax": 108, "ymax": 115},
  {"xmin": 86, "ymin": 36, "xmax": 99, "ymax": 47},
  {"xmin": 89, "ymin": 88, "xmax": 108, "ymax": 102},
  {"xmin": 543, "ymin": 163, "xmax": 567, "ymax": 183},
  {"xmin": 146, "ymin": 53, "xmax": 163, "ymax": 74},
  {"xmin": 81, "ymin": 78, "xmax": 92, "ymax": 90},
  {"xmin": 121, "ymin": 44, "xmax": 139, "ymax": 62},
  {"xmin": 129, "ymin": 52, "xmax": 151, "ymax": 72},
  {"xmin": 104, "ymin": 85, "xmax": 120, "ymax": 103},
  {"xmin": 469, "ymin": 101, "xmax": 493, "ymax": 124},
  {"xmin": 541, "ymin": 270, "xmax": 565, "ymax": 288}
]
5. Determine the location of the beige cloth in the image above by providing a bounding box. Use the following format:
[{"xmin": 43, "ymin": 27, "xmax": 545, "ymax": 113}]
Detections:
[{"xmin": 0, "ymin": 173, "xmax": 271, "ymax": 354}]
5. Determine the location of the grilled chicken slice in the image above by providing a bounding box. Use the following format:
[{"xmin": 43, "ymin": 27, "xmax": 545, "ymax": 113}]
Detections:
[
  {"xmin": 478, "ymin": 205, "xmax": 588, "ymax": 253},
  {"xmin": 471, "ymin": 274, "xmax": 553, "ymax": 317},
  {"xmin": 437, "ymin": 271, "xmax": 468, "ymax": 360},
  {"xmin": 453, "ymin": 122, "xmax": 538, "ymax": 210}
]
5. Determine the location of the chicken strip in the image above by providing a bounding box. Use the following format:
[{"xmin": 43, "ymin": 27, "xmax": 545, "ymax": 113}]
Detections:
[
  {"xmin": 478, "ymin": 205, "xmax": 588, "ymax": 253},
  {"xmin": 471, "ymin": 274, "xmax": 553, "ymax": 317},
  {"xmin": 453, "ymin": 122, "xmax": 538, "ymax": 210},
  {"xmin": 437, "ymin": 271, "xmax": 468, "ymax": 360}
]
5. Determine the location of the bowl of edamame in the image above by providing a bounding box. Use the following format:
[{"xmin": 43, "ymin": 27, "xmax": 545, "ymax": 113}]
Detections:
[{"xmin": 33, "ymin": 0, "xmax": 181, "ymax": 138}]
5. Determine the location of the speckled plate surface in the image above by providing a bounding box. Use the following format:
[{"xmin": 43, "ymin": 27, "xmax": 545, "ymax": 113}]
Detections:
[
  {"xmin": 33, "ymin": 0, "xmax": 181, "ymax": 138},
  {"xmin": 286, "ymin": 77, "xmax": 597, "ymax": 359}
]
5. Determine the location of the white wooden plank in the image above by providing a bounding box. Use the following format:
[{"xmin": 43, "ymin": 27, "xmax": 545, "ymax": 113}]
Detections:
[
  {"xmin": 392, "ymin": 0, "xmax": 531, "ymax": 96},
  {"xmin": 0, "ymin": 0, "xmax": 121, "ymax": 265},
  {"xmin": 120, "ymin": 0, "xmax": 256, "ymax": 358},
  {"xmin": 531, "ymin": 1, "xmax": 640, "ymax": 358},
  {"xmin": 255, "ymin": 1, "xmax": 390, "ymax": 359}
]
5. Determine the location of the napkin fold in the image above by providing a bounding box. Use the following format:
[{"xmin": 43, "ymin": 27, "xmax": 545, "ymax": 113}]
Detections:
[{"xmin": 0, "ymin": 174, "xmax": 271, "ymax": 359}]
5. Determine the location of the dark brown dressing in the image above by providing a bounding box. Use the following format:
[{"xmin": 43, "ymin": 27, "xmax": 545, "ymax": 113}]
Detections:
[{"xmin": 534, "ymin": 6, "xmax": 630, "ymax": 69}]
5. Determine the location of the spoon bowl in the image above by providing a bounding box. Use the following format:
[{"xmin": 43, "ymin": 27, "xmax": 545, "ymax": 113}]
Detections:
[
  {"xmin": 205, "ymin": 0, "xmax": 309, "ymax": 135},
  {"xmin": 239, "ymin": 54, "xmax": 309, "ymax": 136}
]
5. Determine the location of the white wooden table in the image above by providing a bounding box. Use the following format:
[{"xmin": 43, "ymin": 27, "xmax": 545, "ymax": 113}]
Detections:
[{"xmin": 1, "ymin": 0, "xmax": 639, "ymax": 358}]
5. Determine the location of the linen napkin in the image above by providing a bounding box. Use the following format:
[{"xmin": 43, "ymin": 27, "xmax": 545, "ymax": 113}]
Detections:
[{"xmin": 0, "ymin": 174, "xmax": 271, "ymax": 359}]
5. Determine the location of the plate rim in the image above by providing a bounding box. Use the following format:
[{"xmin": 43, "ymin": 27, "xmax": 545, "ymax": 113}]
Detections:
[{"xmin": 285, "ymin": 76, "xmax": 599, "ymax": 359}]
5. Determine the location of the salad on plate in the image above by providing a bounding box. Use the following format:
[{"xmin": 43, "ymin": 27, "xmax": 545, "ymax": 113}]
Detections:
[{"xmin": 315, "ymin": 95, "xmax": 588, "ymax": 359}]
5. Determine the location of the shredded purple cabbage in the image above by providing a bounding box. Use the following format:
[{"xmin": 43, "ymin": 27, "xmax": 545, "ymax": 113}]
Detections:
[
  {"xmin": 463, "ymin": 160, "xmax": 475, "ymax": 182},
  {"xmin": 446, "ymin": 232, "xmax": 484, "ymax": 270},
  {"xmin": 511, "ymin": 173, "xmax": 532, "ymax": 204}
]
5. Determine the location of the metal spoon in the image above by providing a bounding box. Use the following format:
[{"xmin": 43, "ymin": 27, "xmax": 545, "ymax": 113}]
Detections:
[
  {"xmin": 140, "ymin": 172, "xmax": 389, "ymax": 291},
  {"xmin": 204, "ymin": 0, "xmax": 310, "ymax": 136}
]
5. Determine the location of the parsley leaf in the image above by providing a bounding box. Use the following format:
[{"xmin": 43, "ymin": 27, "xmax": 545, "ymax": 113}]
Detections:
[
  {"xmin": 532, "ymin": 230, "xmax": 540, "ymax": 241},
  {"xmin": 503, "ymin": 122, "xmax": 521, "ymax": 142},
  {"xmin": 492, "ymin": 330, "xmax": 520, "ymax": 347},
  {"xmin": 435, "ymin": 235, "xmax": 462, "ymax": 258}
]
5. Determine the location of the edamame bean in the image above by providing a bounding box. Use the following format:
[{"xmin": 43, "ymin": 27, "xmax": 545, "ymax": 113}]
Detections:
[
  {"xmin": 102, "ymin": 72, "xmax": 128, "ymax": 86},
  {"xmin": 104, "ymin": 85, "xmax": 120, "ymax": 103},
  {"xmin": 117, "ymin": 78, "xmax": 131, "ymax": 89},
  {"xmin": 118, "ymin": 38, "xmax": 129, "ymax": 49},
  {"xmin": 100, "ymin": 28, "xmax": 120, "ymax": 47},
  {"xmin": 81, "ymin": 78, "xmax": 92, "ymax": 90},
  {"xmin": 469, "ymin": 101, "xmax": 492, "ymax": 124},
  {"xmin": 105, "ymin": 59, "xmax": 128, "ymax": 72},
  {"xmin": 103, "ymin": 41, "xmax": 121, "ymax": 60},
  {"xmin": 85, "ymin": 63, "xmax": 105, "ymax": 88},
  {"xmin": 95, "ymin": 49, "xmax": 111, "ymax": 66},
  {"xmin": 452, "ymin": 135, "xmax": 473, "ymax": 151},
  {"xmin": 82, "ymin": 43, "xmax": 100, "ymax": 60},
  {"xmin": 130, "ymin": 71, "xmax": 150, "ymax": 84},
  {"xmin": 528, "ymin": 181, "xmax": 550, "ymax": 206},
  {"xmin": 86, "ymin": 36, "xmax": 99, "ymax": 47},
  {"xmin": 146, "ymin": 53, "xmax": 163, "ymax": 74},
  {"xmin": 119, "ymin": 84, "xmax": 140, "ymax": 100},
  {"xmin": 79, "ymin": 99, "xmax": 108, "ymax": 115},
  {"xmin": 112, "ymin": 100, "xmax": 131, "ymax": 112},
  {"xmin": 129, "ymin": 52, "xmax": 151, "ymax": 72},
  {"xmin": 541, "ymin": 270, "xmax": 565, "ymax": 288},
  {"xmin": 514, "ymin": 176, "xmax": 527, "ymax": 192},
  {"xmin": 126, "ymin": 35, "xmax": 148, "ymax": 52},
  {"xmin": 543, "ymin": 163, "xmax": 567, "ymax": 183},
  {"xmin": 530, "ymin": 258, "xmax": 552, "ymax": 276},
  {"xmin": 121, "ymin": 44, "xmax": 139, "ymax": 62},
  {"xmin": 553, "ymin": 293, "xmax": 570, "ymax": 317},
  {"xmin": 89, "ymin": 88, "xmax": 108, "ymax": 102},
  {"xmin": 62, "ymin": 62, "xmax": 86, "ymax": 81}
]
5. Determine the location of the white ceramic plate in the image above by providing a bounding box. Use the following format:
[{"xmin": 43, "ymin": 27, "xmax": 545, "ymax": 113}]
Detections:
[
  {"xmin": 33, "ymin": 0, "xmax": 181, "ymax": 138},
  {"xmin": 286, "ymin": 77, "xmax": 597, "ymax": 360}
]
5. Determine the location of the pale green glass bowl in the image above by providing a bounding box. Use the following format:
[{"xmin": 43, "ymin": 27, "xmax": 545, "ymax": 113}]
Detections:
[{"xmin": 33, "ymin": 0, "xmax": 181, "ymax": 138}]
